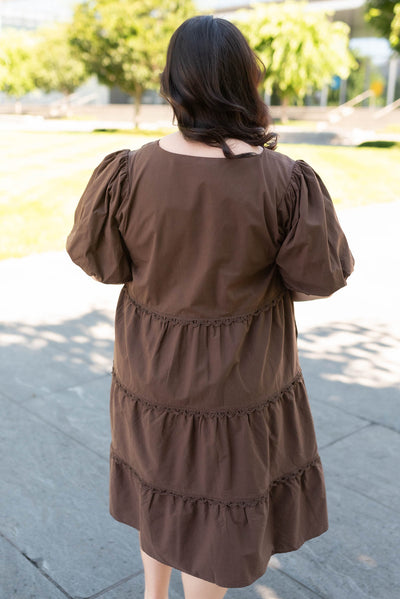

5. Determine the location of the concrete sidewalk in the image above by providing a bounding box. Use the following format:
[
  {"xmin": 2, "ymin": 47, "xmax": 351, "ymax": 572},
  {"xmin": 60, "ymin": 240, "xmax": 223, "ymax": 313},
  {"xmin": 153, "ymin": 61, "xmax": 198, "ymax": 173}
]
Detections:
[
  {"xmin": 1, "ymin": 201, "xmax": 399, "ymax": 599},
  {"xmin": 2, "ymin": 113, "xmax": 400, "ymax": 147}
]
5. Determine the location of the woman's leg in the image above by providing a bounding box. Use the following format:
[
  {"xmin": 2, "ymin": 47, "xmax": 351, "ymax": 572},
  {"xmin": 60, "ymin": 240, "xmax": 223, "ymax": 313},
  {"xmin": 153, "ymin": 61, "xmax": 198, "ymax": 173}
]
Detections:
[
  {"xmin": 181, "ymin": 571, "xmax": 228, "ymax": 599},
  {"xmin": 139, "ymin": 533, "xmax": 172, "ymax": 599}
]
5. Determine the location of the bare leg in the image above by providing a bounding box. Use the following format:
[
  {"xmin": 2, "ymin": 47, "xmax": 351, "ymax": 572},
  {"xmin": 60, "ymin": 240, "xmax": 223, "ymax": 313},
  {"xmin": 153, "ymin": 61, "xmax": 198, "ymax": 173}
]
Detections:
[
  {"xmin": 139, "ymin": 532, "xmax": 172, "ymax": 599},
  {"xmin": 181, "ymin": 571, "xmax": 228, "ymax": 599}
]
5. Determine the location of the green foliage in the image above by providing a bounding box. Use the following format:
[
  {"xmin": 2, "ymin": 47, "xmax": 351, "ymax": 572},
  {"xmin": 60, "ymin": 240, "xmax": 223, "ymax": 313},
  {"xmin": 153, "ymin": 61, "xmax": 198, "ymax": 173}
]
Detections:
[
  {"xmin": 390, "ymin": 3, "xmax": 400, "ymax": 49},
  {"xmin": 69, "ymin": 0, "xmax": 195, "ymax": 112},
  {"xmin": 337, "ymin": 50, "xmax": 386, "ymax": 105},
  {"xmin": 33, "ymin": 24, "xmax": 88, "ymax": 96},
  {"xmin": 365, "ymin": 0, "xmax": 400, "ymax": 52},
  {"xmin": 0, "ymin": 30, "xmax": 37, "ymax": 98},
  {"xmin": 358, "ymin": 140, "xmax": 400, "ymax": 147},
  {"xmin": 234, "ymin": 2, "xmax": 357, "ymax": 104}
]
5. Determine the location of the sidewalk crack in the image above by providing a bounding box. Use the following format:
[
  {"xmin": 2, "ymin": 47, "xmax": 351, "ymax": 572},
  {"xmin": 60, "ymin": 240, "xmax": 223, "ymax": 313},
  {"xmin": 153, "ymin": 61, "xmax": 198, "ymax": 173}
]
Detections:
[
  {"xmin": 0, "ymin": 531, "xmax": 73, "ymax": 598},
  {"xmin": 319, "ymin": 422, "xmax": 372, "ymax": 450},
  {"xmin": 83, "ymin": 569, "xmax": 143, "ymax": 598}
]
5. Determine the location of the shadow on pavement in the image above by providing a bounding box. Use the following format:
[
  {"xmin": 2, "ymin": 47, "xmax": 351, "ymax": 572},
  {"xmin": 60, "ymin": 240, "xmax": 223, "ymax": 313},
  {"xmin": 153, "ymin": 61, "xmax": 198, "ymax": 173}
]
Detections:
[{"xmin": 1, "ymin": 314, "xmax": 399, "ymax": 598}]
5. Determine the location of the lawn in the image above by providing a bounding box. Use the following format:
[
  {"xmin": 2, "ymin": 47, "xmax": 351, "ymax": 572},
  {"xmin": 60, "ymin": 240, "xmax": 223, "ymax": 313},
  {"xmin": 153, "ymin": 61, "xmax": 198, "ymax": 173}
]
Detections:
[{"xmin": 1, "ymin": 130, "xmax": 399, "ymax": 260}]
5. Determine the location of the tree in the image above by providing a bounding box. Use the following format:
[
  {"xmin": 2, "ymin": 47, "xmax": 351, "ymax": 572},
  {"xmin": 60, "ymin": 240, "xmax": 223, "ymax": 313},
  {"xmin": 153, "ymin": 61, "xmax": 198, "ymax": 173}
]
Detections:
[
  {"xmin": 234, "ymin": 2, "xmax": 357, "ymax": 119},
  {"xmin": 390, "ymin": 3, "xmax": 400, "ymax": 50},
  {"xmin": 0, "ymin": 30, "xmax": 37, "ymax": 111},
  {"xmin": 365, "ymin": 1, "xmax": 400, "ymax": 52},
  {"xmin": 33, "ymin": 23, "xmax": 88, "ymax": 104},
  {"xmin": 69, "ymin": 0, "xmax": 195, "ymax": 127}
]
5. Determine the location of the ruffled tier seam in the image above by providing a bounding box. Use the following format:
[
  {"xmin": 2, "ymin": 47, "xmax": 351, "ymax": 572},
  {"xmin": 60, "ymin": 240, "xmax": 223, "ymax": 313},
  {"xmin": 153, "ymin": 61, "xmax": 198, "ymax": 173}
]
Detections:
[
  {"xmin": 110, "ymin": 450, "xmax": 321, "ymax": 508},
  {"xmin": 111, "ymin": 368, "xmax": 303, "ymax": 417},
  {"xmin": 123, "ymin": 286, "xmax": 286, "ymax": 327}
]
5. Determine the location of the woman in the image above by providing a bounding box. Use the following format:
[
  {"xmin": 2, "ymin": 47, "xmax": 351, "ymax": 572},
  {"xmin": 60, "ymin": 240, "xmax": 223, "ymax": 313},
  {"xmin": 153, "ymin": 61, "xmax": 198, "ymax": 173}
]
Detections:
[{"xmin": 66, "ymin": 15, "xmax": 354, "ymax": 599}]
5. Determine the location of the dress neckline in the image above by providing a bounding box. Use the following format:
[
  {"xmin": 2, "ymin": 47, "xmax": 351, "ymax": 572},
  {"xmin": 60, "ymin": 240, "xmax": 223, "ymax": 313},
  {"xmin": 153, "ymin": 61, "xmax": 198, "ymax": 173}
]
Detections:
[{"xmin": 156, "ymin": 139, "xmax": 265, "ymax": 160}]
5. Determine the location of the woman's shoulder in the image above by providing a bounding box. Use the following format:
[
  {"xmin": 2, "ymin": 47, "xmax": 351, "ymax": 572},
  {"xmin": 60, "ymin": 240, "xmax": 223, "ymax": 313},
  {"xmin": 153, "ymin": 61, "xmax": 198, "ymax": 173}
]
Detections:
[
  {"xmin": 129, "ymin": 139, "xmax": 159, "ymax": 160},
  {"xmin": 262, "ymin": 147, "xmax": 297, "ymax": 170},
  {"xmin": 259, "ymin": 147, "xmax": 299, "ymax": 191}
]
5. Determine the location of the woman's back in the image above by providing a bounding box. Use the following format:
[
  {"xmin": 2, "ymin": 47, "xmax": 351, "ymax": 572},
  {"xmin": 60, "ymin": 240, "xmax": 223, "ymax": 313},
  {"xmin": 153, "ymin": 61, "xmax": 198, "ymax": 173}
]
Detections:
[
  {"xmin": 122, "ymin": 140, "xmax": 292, "ymax": 314},
  {"xmin": 67, "ymin": 138, "xmax": 354, "ymax": 585},
  {"xmin": 66, "ymin": 13, "xmax": 355, "ymax": 595},
  {"xmin": 68, "ymin": 137, "xmax": 352, "ymax": 316}
]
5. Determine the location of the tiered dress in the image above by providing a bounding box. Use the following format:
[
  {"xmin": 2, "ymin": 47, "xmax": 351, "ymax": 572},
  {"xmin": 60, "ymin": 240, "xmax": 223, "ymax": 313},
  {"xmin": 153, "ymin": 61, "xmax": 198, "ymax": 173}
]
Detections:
[{"xmin": 66, "ymin": 139, "xmax": 354, "ymax": 588}]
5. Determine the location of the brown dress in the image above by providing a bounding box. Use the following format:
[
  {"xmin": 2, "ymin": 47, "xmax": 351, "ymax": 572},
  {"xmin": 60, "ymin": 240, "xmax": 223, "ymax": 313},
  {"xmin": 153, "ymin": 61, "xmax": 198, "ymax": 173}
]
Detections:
[{"xmin": 66, "ymin": 139, "xmax": 354, "ymax": 588}]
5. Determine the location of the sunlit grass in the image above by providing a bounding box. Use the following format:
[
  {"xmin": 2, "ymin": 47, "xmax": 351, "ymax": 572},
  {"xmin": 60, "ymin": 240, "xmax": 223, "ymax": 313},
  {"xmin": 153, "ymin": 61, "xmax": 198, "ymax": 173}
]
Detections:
[
  {"xmin": 382, "ymin": 123, "xmax": 400, "ymax": 134},
  {"xmin": 1, "ymin": 131, "xmax": 399, "ymax": 260},
  {"xmin": 276, "ymin": 142, "xmax": 400, "ymax": 207}
]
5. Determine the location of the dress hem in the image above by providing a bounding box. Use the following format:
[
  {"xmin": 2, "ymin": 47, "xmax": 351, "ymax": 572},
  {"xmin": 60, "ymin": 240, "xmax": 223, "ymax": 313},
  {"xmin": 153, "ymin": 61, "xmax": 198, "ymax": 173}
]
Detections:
[{"xmin": 109, "ymin": 506, "xmax": 329, "ymax": 589}]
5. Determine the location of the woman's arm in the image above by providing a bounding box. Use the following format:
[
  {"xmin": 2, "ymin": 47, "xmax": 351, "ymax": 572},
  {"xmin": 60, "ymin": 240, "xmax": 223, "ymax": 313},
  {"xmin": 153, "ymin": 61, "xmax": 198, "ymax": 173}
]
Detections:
[{"xmin": 291, "ymin": 291, "xmax": 331, "ymax": 301}]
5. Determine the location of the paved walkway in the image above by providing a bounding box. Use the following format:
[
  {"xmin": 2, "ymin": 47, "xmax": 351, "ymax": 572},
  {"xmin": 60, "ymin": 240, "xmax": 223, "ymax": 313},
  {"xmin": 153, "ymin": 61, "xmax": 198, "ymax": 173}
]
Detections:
[
  {"xmin": 1, "ymin": 113, "xmax": 400, "ymax": 146},
  {"xmin": 1, "ymin": 201, "xmax": 399, "ymax": 598}
]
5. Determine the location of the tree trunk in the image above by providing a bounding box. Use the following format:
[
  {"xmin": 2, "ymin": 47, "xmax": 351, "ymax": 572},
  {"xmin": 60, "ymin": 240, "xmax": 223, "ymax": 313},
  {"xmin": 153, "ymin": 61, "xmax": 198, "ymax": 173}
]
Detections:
[
  {"xmin": 339, "ymin": 77, "xmax": 347, "ymax": 105},
  {"xmin": 133, "ymin": 86, "xmax": 143, "ymax": 129},
  {"xmin": 63, "ymin": 92, "xmax": 74, "ymax": 118},
  {"xmin": 280, "ymin": 96, "xmax": 290, "ymax": 124},
  {"xmin": 320, "ymin": 85, "xmax": 328, "ymax": 107},
  {"xmin": 386, "ymin": 55, "xmax": 399, "ymax": 105}
]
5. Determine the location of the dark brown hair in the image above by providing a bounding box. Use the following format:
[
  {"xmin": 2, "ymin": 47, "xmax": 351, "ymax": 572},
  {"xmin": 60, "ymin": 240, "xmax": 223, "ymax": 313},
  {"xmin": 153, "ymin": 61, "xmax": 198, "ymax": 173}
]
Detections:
[{"xmin": 160, "ymin": 15, "xmax": 277, "ymax": 158}]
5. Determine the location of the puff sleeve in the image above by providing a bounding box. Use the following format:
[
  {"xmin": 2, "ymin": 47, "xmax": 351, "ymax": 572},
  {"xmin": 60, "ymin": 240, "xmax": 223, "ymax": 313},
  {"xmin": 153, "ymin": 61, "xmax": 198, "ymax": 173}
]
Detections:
[
  {"xmin": 66, "ymin": 149, "xmax": 132, "ymax": 284},
  {"xmin": 275, "ymin": 160, "xmax": 354, "ymax": 296}
]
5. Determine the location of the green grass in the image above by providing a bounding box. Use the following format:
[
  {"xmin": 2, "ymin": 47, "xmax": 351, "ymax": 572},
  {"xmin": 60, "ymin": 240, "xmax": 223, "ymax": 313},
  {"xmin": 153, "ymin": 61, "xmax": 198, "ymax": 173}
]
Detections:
[
  {"xmin": 357, "ymin": 140, "xmax": 400, "ymax": 148},
  {"xmin": 276, "ymin": 142, "xmax": 400, "ymax": 208},
  {"xmin": 1, "ymin": 131, "xmax": 399, "ymax": 260},
  {"xmin": 382, "ymin": 123, "xmax": 400, "ymax": 134}
]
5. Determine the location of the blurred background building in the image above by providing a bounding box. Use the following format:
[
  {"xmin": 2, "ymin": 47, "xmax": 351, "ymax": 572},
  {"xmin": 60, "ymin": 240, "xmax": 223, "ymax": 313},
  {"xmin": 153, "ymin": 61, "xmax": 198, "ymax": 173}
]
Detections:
[{"xmin": 0, "ymin": 0, "xmax": 71, "ymax": 29}]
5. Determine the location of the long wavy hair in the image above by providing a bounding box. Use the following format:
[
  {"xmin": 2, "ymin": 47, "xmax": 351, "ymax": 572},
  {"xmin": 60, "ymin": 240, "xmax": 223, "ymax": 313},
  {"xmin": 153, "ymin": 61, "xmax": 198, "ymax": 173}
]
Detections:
[{"xmin": 160, "ymin": 15, "xmax": 277, "ymax": 159}]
